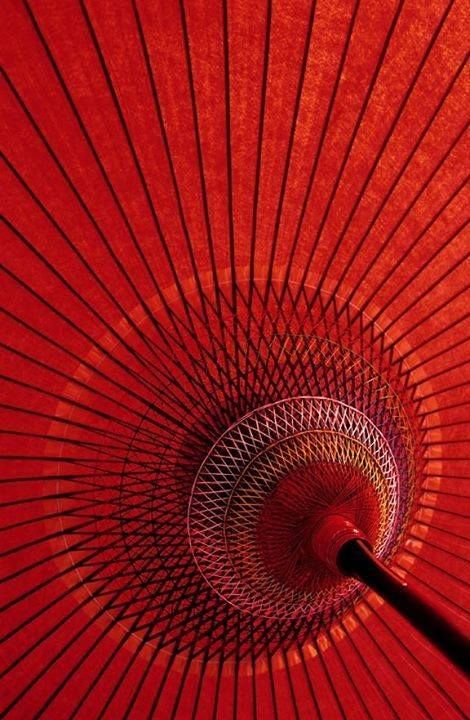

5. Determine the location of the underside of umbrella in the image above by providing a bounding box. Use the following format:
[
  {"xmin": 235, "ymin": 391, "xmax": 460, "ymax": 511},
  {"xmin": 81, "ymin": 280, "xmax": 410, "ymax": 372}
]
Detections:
[{"xmin": 0, "ymin": 1, "xmax": 469, "ymax": 718}]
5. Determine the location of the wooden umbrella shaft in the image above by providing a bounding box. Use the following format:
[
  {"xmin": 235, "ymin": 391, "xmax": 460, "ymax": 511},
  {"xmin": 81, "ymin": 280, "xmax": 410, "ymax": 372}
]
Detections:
[{"xmin": 338, "ymin": 539, "xmax": 469, "ymax": 674}]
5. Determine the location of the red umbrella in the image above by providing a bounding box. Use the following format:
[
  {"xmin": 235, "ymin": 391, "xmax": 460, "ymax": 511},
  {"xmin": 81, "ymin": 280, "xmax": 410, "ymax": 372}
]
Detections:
[{"xmin": 0, "ymin": 0, "xmax": 468, "ymax": 718}]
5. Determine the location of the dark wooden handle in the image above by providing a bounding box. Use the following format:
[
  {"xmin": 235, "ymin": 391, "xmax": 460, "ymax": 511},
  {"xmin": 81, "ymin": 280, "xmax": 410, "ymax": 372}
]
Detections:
[{"xmin": 338, "ymin": 539, "xmax": 469, "ymax": 674}]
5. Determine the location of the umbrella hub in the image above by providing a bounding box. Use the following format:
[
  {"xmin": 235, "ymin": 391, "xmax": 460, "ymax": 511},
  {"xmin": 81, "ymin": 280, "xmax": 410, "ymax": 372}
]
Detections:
[{"xmin": 188, "ymin": 395, "xmax": 412, "ymax": 622}]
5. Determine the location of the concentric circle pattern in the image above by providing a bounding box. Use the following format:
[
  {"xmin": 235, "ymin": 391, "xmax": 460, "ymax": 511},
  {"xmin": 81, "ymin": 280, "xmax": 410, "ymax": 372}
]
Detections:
[
  {"xmin": 47, "ymin": 289, "xmax": 423, "ymax": 664},
  {"xmin": 189, "ymin": 394, "xmax": 409, "ymax": 621},
  {"xmin": 1, "ymin": 1, "xmax": 469, "ymax": 718}
]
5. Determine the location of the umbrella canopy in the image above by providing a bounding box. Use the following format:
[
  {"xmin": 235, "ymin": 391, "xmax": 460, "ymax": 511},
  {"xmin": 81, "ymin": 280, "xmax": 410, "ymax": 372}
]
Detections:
[{"xmin": 0, "ymin": 1, "xmax": 469, "ymax": 718}]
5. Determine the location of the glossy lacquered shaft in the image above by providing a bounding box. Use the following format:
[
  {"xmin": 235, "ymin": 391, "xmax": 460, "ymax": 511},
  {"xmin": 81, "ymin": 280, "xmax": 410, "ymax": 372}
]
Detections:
[{"xmin": 338, "ymin": 539, "xmax": 469, "ymax": 674}]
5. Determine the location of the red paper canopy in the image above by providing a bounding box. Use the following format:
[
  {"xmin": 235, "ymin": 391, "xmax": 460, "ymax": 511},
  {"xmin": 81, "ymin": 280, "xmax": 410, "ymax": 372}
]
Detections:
[{"xmin": 0, "ymin": 1, "xmax": 468, "ymax": 718}]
